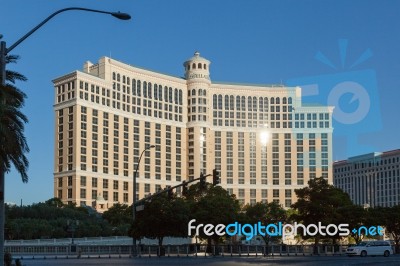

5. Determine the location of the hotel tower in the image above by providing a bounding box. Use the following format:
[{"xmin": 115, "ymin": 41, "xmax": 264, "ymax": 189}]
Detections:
[{"xmin": 53, "ymin": 52, "xmax": 333, "ymax": 211}]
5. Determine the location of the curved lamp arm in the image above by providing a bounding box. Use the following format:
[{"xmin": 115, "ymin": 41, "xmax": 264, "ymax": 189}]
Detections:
[{"xmin": 6, "ymin": 7, "xmax": 131, "ymax": 54}]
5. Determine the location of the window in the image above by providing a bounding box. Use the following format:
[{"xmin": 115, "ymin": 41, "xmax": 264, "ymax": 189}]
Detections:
[
  {"xmin": 80, "ymin": 176, "xmax": 86, "ymax": 186},
  {"xmin": 92, "ymin": 177, "xmax": 97, "ymax": 188},
  {"xmin": 80, "ymin": 188, "xmax": 86, "ymax": 199}
]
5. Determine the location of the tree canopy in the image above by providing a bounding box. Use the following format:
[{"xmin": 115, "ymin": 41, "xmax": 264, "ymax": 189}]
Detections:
[
  {"xmin": 291, "ymin": 177, "xmax": 353, "ymax": 244},
  {"xmin": 242, "ymin": 201, "xmax": 287, "ymax": 245}
]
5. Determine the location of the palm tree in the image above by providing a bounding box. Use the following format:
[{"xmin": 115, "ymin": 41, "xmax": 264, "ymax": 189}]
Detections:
[
  {"xmin": 0, "ymin": 55, "xmax": 29, "ymax": 181},
  {"xmin": 0, "ymin": 54, "xmax": 29, "ymax": 265}
]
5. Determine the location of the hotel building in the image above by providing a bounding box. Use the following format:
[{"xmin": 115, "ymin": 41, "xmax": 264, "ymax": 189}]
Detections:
[
  {"xmin": 334, "ymin": 149, "xmax": 400, "ymax": 207},
  {"xmin": 53, "ymin": 52, "xmax": 333, "ymax": 211}
]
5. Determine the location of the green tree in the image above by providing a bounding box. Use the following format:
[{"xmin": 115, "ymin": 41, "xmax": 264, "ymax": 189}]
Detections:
[
  {"xmin": 1, "ymin": 54, "xmax": 29, "ymax": 266},
  {"xmin": 185, "ymin": 182, "xmax": 240, "ymax": 250},
  {"xmin": 291, "ymin": 177, "xmax": 353, "ymax": 246},
  {"xmin": 102, "ymin": 203, "xmax": 132, "ymax": 226},
  {"xmin": 45, "ymin": 197, "xmax": 65, "ymax": 208},
  {"xmin": 242, "ymin": 201, "xmax": 287, "ymax": 246},
  {"xmin": 338, "ymin": 205, "xmax": 368, "ymax": 244},
  {"xmin": 5, "ymin": 199, "xmax": 115, "ymax": 239},
  {"xmin": 132, "ymin": 193, "xmax": 190, "ymax": 247},
  {"xmin": 381, "ymin": 205, "xmax": 400, "ymax": 254},
  {"xmin": 0, "ymin": 55, "xmax": 29, "ymax": 180},
  {"xmin": 102, "ymin": 203, "xmax": 132, "ymax": 235}
]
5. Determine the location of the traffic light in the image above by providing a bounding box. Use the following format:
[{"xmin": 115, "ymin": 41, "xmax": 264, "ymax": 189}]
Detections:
[
  {"xmin": 212, "ymin": 169, "xmax": 220, "ymax": 185},
  {"xmin": 199, "ymin": 173, "xmax": 206, "ymax": 189},
  {"xmin": 182, "ymin": 181, "xmax": 188, "ymax": 195},
  {"xmin": 166, "ymin": 186, "xmax": 173, "ymax": 199}
]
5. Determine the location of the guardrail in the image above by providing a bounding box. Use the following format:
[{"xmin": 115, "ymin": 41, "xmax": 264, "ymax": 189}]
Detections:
[
  {"xmin": 5, "ymin": 236, "xmax": 191, "ymax": 246},
  {"xmin": 5, "ymin": 244, "xmax": 353, "ymax": 258}
]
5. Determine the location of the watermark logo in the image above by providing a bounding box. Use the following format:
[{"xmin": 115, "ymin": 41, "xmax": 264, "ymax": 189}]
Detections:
[
  {"xmin": 188, "ymin": 219, "xmax": 384, "ymax": 240},
  {"xmin": 286, "ymin": 39, "xmax": 381, "ymax": 157}
]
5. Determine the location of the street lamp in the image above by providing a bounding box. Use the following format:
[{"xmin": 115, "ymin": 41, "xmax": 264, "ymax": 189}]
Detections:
[
  {"xmin": 0, "ymin": 7, "xmax": 131, "ymax": 85},
  {"xmin": 0, "ymin": 7, "xmax": 130, "ymax": 266},
  {"xmin": 67, "ymin": 219, "xmax": 80, "ymax": 245},
  {"xmin": 132, "ymin": 144, "xmax": 155, "ymax": 256}
]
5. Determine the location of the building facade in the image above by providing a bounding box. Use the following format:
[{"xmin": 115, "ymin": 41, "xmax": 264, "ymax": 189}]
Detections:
[
  {"xmin": 53, "ymin": 52, "xmax": 333, "ymax": 211},
  {"xmin": 334, "ymin": 150, "xmax": 400, "ymax": 207}
]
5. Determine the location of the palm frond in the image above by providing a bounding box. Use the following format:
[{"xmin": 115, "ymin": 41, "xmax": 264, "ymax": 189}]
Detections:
[
  {"xmin": 6, "ymin": 70, "xmax": 27, "ymax": 83},
  {"xmin": 0, "ymin": 55, "xmax": 30, "ymax": 182},
  {"xmin": 5, "ymin": 55, "xmax": 20, "ymax": 64}
]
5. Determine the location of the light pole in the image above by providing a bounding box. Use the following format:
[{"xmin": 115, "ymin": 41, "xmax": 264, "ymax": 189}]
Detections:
[
  {"xmin": 67, "ymin": 219, "xmax": 79, "ymax": 245},
  {"xmin": 132, "ymin": 144, "xmax": 155, "ymax": 256},
  {"xmin": 0, "ymin": 7, "xmax": 130, "ymax": 266}
]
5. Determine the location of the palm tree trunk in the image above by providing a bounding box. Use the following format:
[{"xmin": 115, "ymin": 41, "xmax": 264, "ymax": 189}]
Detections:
[{"xmin": 0, "ymin": 169, "xmax": 5, "ymax": 266}]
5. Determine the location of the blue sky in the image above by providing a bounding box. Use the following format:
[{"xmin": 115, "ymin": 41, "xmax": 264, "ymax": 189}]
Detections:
[{"xmin": 3, "ymin": 0, "xmax": 400, "ymax": 204}]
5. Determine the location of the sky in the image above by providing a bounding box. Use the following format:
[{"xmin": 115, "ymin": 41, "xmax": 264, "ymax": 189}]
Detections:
[{"xmin": 2, "ymin": 0, "xmax": 400, "ymax": 204}]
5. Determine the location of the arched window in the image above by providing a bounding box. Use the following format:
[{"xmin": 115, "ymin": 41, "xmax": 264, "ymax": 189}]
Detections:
[
  {"xmin": 174, "ymin": 89, "xmax": 178, "ymax": 104},
  {"xmin": 199, "ymin": 89, "xmax": 203, "ymax": 96},
  {"xmin": 259, "ymin": 97, "xmax": 264, "ymax": 112},
  {"xmin": 230, "ymin": 95, "xmax": 234, "ymax": 110},
  {"xmin": 198, "ymin": 63, "xmax": 202, "ymax": 69},
  {"xmin": 283, "ymin": 97, "xmax": 287, "ymax": 104},
  {"xmin": 203, "ymin": 90, "xmax": 206, "ymax": 96},
  {"xmin": 164, "ymin": 86, "xmax": 168, "ymax": 102},
  {"xmin": 236, "ymin": 96, "xmax": 241, "ymax": 111},
  {"xmin": 127, "ymin": 78, "xmax": 130, "ymax": 85},
  {"xmin": 154, "ymin": 84, "xmax": 158, "ymax": 100},
  {"xmin": 288, "ymin": 97, "xmax": 292, "ymax": 104},
  {"xmin": 192, "ymin": 89, "xmax": 196, "ymax": 96},
  {"xmin": 270, "ymin": 97, "xmax": 275, "ymax": 104},
  {"xmin": 276, "ymin": 97, "xmax": 280, "ymax": 104},
  {"xmin": 253, "ymin": 97, "xmax": 257, "ymax": 111},
  {"xmin": 248, "ymin": 96, "xmax": 252, "ymax": 111},
  {"xmin": 192, "ymin": 63, "xmax": 196, "ymax": 69},
  {"xmin": 179, "ymin": 90, "xmax": 182, "ymax": 105},
  {"xmin": 117, "ymin": 73, "xmax": 120, "ymax": 82},
  {"xmin": 224, "ymin": 95, "xmax": 229, "ymax": 110},
  {"xmin": 218, "ymin": 95, "xmax": 223, "ymax": 110},
  {"xmin": 132, "ymin": 79, "xmax": 136, "ymax": 95},
  {"xmin": 213, "ymin": 94, "xmax": 218, "ymax": 110},
  {"xmin": 137, "ymin": 80, "xmax": 141, "ymax": 96},
  {"xmin": 264, "ymin": 97, "xmax": 268, "ymax": 111},
  {"xmin": 148, "ymin": 83, "xmax": 152, "ymax": 99},
  {"xmin": 112, "ymin": 72, "xmax": 116, "ymax": 80},
  {"xmin": 158, "ymin": 85, "xmax": 163, "ymax": 101},
  {"xmin": 122, "ymin": 75, "xmax": 126, "ymax": 83},
  {"xmin": 143, "ymin": 82, "xmax": 147, "ymax": 98},
  {"xmin": 187, "ymin": 65, "xmax": 190, "ymax": 70},
  {"xmin": 241, "ymin": 96, "xmax": 246, "ymax": 111},
  {"xmin": 169, "ymin": 87, "xmax": 173, "ymax": 103},
  {"xmin": 204, "ymin": 64, "xmax": 207, "ymax": 69}
]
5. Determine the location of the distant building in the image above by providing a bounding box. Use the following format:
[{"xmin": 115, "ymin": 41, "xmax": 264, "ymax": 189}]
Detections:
[
  {"xmin": 53, "ymin": 52, "xmax": 333, "ymax": 211},
  {"xmin": 334, "ymin": 150, "xmax": 400, "ymax": 207}
]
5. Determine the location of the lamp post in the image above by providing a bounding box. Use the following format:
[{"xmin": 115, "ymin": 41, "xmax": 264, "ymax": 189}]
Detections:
[
  {"xmin": 67, "ymin": 219, "xmax": 79, "ymax": 245},
  {"xmin": 132, "ymin": 145, "xmax": 155, "ymax": 256},
  {"xmin": 0, "ymin": 7, "xmax": 130, "ymax": 266}
]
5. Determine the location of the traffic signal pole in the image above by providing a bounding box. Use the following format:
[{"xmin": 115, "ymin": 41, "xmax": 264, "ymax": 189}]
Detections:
[{"xmin": 134, "ymin": 172, "xmax": 213, "ymax": 207}]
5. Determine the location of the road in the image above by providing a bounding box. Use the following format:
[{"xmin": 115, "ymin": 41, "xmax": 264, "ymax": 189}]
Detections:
[{"xmin": 16, "ymin": 255, "xmax": 400, "ymax": 266}]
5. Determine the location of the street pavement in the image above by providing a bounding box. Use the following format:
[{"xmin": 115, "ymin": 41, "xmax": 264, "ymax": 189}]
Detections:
[{"xmin": 16, "ymin": 255, "xmax": 400, "ymax": 266}]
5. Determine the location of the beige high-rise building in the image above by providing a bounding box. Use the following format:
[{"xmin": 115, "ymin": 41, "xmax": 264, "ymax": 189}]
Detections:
[
  {"xmin": 53, "ymin": 52, "xmax": 333, "ymax": 211},
  {"xmin": 334, "ymin": 149, "xmax": 400, "ymax": 208}
]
